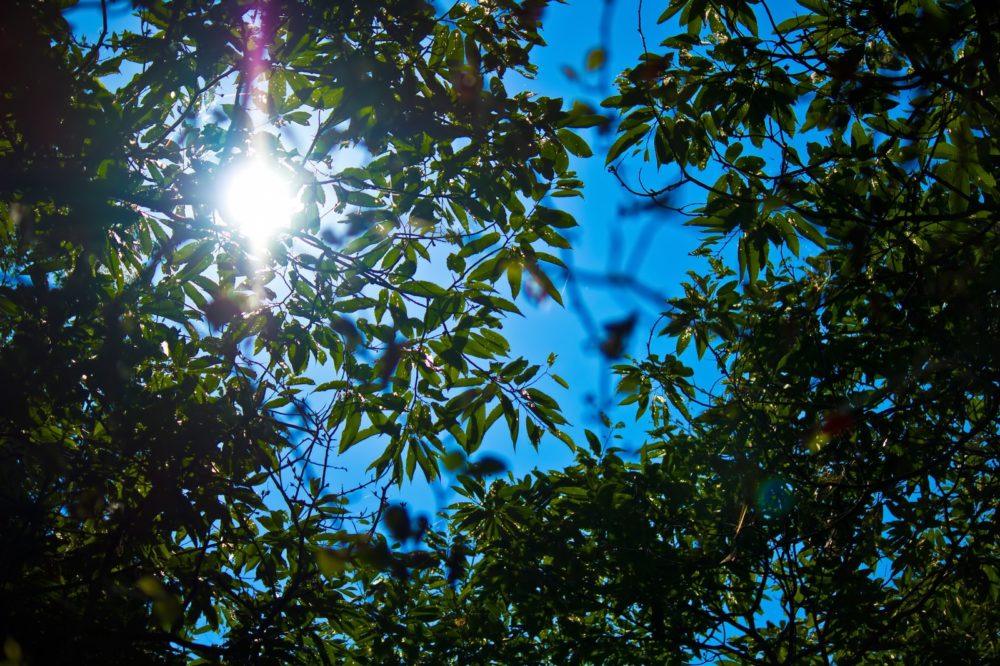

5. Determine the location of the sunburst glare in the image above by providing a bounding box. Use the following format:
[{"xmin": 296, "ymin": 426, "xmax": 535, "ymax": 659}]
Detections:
[{"xmin": 220, "ymin": 159, "xmax": 301, "ymax": 240}]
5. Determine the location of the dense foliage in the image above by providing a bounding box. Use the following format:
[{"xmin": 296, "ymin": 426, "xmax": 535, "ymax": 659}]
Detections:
[
  {"xmin": 0, "ymin": 0, "xmax": 585, "ymax": 662},
  {"xmin": 3, "ymin": 0, "xmax": 999, "ymax": 663},
  {"xmin": 447, "ymin": 0, "xmax": 1000, "ymax": 662}
]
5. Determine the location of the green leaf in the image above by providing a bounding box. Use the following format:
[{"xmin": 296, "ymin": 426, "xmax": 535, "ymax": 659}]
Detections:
[
  {"xmin": 339, "ymin": 410, "xmax": 363, "ymax": 453},
  {"xmin": 607, "ymin": 123, "xmax": 650, "ymax": 164},
  {"xmin": 557, "ymin": 128, "xmax": 593, "ymax": 158},
  {"xmin": 658, "ymin": 1, "xmax": 686, "ymax": 24},
  {"xmin": 399, "ymin": 280, "xmax": 447, "ymax": 297},
  {"xmin": 529, "ymin": 265, "xmax": 564, "ymax": 305},
  {"xmin": 507, "ymin": 260, "xmax": 523, "ymax": 299},
  {"xmin": 585, "ymin": 48, "xmax": 606, "ymax": 71}
]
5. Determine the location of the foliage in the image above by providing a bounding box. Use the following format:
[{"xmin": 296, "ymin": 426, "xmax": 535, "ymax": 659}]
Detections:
[
  {"xmin": 446, "ymin": 0, "xmax": 1000, "ymax": 663},
  {"xmin": 5, "ymin": 0, "xmax": 1000, "ymax": 662},
  {"xmin": 0, "ymin": 0, "xmax": 586, "ymax": 662}
]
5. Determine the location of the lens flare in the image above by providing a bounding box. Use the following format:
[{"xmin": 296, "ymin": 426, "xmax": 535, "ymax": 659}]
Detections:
[{"xmin": 755, "ymin": 477, "xmax": 794, "ymax": 519}]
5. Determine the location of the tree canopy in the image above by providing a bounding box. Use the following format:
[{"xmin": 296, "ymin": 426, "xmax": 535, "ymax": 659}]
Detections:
[
  {"xmin": 1, "ymin": 0, "xmax": 583, "ymax": 662},
  {"xmin": 447, "ymin": 0, "xmax": 1000, "ymax": 662},
  {"xmin": 2, "ymin": 0, "xmax": 999, "ymax": 664}
]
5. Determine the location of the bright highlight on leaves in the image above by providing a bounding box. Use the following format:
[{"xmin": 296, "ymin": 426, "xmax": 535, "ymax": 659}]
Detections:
[{"xmin": 219, "ymin": 159, "xmax": 301, "ymax": 239}]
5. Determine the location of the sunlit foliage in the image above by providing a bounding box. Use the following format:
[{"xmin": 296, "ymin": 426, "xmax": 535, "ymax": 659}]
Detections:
[{"xmin": 0, "ymin": 0, "xmax": 585, "ymax": 661}]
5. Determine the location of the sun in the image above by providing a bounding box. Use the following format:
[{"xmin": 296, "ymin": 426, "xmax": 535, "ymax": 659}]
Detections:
[{"xmin": 220, "ymin": 159, "xmax": 301, "ymax": 240}]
